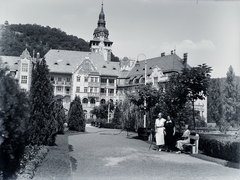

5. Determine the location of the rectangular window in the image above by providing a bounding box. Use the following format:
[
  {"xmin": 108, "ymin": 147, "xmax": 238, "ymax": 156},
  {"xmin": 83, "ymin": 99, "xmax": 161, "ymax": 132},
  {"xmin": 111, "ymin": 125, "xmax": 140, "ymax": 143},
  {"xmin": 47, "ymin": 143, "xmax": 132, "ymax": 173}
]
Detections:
[
  {"xmin": 76, "ymin": 86, "xmax": 80, "ymax": 93},
  {"xmin": 101, "ymin": 79, "xmax": 107, "ymax": 83},
  {"xmin": 91, "ymin": 77, "xmax": 94, "ymax": 82},
  {"xmin": 90, "ymin": 87, "xmax": 93, "ymax": 93},
  {"xmin": 50, "ymin": 76, "xmax": 54, "ymax": 82},
  {"xmin": 109, "ymin": 79, "xmax": 114, "ymax": 84},
  {"xmin": 84, "ymin": 87, "xmax": 88, "ymax": 93},
  {"xmin": 84, "ymin": 76, "xmax": 88, "ymax": 82},
  {"xmin": 58, "ymin": 77, "xmax": 62, "ymax": 82},
  {"xmin": 100, "ymin": 88, "xmax": 106, "ymax": 93},
  {"xmin": 94, "ymin": 87, "xmax": 98, "ymax": 92},
  {"xmin": 66, "ymin": 77, "xmax": 70, "ymax": 82},
  {"xmin": 21, "ymin": 76, "xmax": 27, "ymax": 84},
  {"xmin": 22, "ymin": 63, "xmax": 28, "ymax": 72},
  {"xmin": 77, "ymin": 76, "xmax": 80, "ymax": 82},
  {"xmin": 57, "ymin": 86, "xmax": 62, "ymax": 92},
  {"xmin": 95, "ymin": 77, "xmax": 98, "ymax": 82}
]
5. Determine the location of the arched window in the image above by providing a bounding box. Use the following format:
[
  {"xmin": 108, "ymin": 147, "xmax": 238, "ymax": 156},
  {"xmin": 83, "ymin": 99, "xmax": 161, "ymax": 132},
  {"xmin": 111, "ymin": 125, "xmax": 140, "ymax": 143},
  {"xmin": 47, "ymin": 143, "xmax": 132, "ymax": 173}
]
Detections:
[
  {"xmin": 100, "ymin": 99, "xmax": 106, "ymax": 104},
  {"xmin": 83, "ymin": 98, "xmax": 88, "ymax": 104},
  {"xmin": 90, "ymin": 98, "xmax": 95, "ymax": 104}
]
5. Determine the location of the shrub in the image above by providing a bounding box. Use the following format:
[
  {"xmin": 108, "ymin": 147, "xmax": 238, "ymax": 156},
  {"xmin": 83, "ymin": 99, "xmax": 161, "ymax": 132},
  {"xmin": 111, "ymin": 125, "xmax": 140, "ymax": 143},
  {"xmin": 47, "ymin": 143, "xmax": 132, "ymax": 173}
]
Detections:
[
  {"xmin": 54, "ymin": 100, "xmax": 66, "ymax": 134},
  {"xmin": 68, "ymin": 96, "xmax": 85, "ymax": 132},
  {"xmin": 199, "ymin": 134, "xmax": 240, "ymax": 163},
  {"xmin": 0, "ymin": 67, "xmax": 29, "ymax": 178},
  {"xmin": 0, "ymin": 68, "xmax": 29, "ymax": 179}
]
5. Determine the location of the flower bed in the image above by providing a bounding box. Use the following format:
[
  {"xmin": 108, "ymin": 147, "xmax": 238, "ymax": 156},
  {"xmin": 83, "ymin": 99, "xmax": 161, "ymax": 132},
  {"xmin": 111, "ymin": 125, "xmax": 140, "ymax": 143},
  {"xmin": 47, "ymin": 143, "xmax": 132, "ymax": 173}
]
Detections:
[
  {"xmin": 199, "ymin": 134, "xmax": 240, "ymax": 163},
  {"xmin": 16, "ymin": 145, "xmax": 49, "ymax": 179}
]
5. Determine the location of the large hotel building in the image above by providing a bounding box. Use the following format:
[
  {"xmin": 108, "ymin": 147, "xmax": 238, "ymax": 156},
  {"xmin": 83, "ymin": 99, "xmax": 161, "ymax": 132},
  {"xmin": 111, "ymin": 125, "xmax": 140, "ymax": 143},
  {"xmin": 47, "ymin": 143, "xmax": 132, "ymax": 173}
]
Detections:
[{"xmin": 0, "ymin": 4, "xmax": 205, "ymax": 120}]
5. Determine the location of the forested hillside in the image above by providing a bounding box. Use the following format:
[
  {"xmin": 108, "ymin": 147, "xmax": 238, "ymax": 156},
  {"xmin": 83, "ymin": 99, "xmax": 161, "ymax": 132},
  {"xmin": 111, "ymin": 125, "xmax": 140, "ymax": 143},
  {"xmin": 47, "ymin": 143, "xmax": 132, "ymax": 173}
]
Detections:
[{"xmin": 0, "ymin": 22, "xmax": 119, "ymax": 61}]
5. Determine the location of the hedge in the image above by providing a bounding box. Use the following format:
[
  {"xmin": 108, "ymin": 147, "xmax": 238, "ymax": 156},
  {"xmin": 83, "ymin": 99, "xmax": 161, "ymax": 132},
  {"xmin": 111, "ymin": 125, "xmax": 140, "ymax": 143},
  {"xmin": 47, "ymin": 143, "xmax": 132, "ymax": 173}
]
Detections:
[{"xmin": 199, "ymin": 134, "xmax": 240, "ymax": 163}]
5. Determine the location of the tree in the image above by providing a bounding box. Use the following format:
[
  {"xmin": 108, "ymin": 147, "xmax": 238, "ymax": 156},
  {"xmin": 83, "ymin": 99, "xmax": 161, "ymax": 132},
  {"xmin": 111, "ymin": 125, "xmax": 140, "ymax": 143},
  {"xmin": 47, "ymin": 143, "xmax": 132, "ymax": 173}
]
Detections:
[
  {"xmin": 127, "ymin": 84, "xmax": 160, "ymax": 128},
  {"xmin": 54, "ymin": 99, "xmax": 66, "ymax": 134},
  {"xmin": 68, "ymin": 96, "xmax": 85, "ymax": 132},
  {"xmin": 28, "ymin": 58, "xmax": 58, "ymax": 146},
  {"xmin": 224, "ymin": 66, "xmax": 239, "ymax": 127},
  {"xmin": 0, "ymin": 59, "xmax": 29, "ymax": 179},
  {"xmin": 112, "ymin": 102, "xmax": 123, "ymax": 128},
  {"xmin": 179, "ymin": 64, "xmax": 212, "ymax": 129},
  {"xmin": 207, "ymin": 78, "xmax": 224, "ymax": 126}
]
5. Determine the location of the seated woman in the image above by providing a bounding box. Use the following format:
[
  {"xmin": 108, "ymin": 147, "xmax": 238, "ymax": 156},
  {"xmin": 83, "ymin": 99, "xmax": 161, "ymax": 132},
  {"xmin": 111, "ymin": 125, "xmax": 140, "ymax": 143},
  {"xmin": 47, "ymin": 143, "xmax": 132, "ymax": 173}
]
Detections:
[{"xmin": 176, "ymin": 124, "xmax": 190, "ymax": 154}]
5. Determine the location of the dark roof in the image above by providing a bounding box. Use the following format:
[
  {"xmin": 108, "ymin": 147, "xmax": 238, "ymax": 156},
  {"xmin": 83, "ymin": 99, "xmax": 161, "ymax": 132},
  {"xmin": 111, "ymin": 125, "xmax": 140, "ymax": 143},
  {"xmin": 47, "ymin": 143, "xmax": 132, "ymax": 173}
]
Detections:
[
  {"xmin": 126, "ymin": 54, "xmax": 190, "ymax": 78},
  {"xmin": 44, "ymin": 49, "xmax": 121, "ymax": 77},
  {"xmin": 0, "ymin": 56, "xmax": 19, "ymax": 71}
]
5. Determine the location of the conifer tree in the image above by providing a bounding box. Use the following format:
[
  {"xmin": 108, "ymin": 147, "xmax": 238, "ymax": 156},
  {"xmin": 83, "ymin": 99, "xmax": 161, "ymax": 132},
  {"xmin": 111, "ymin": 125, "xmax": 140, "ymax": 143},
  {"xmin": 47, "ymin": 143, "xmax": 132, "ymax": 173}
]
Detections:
[
  {"xmin": 28, "ymin": 58, "xmax": 57, "ymax": 146},
  {"xmin": 0, "ymin": 59, "xmax": 29, "ymax": 179},
  {"xmin": 207, "ymin": 78, "xmax": 225, "ymax": 129},
  {"xmin": 54, "ymin": 99, "xmax": 66, "ymax": 134},
  {"xmin": 224, "ymin": 66, "xmax": 239, "ymax": 127},
  {"xmin": 68, "ymin": 96, "xmax": 85, "ymax": 132}
]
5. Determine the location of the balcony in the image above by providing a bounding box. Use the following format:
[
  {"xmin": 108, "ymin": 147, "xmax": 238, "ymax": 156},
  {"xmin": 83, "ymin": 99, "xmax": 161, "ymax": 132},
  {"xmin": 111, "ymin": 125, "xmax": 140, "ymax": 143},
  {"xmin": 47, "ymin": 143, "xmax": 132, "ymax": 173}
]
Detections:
[
  {"xmin": 88, "ymin": 92, "xmax": 100, "ymax": 97},
  {"xmin": 88, "ymin": 82, "xmax": 100, "ymax": 86}
]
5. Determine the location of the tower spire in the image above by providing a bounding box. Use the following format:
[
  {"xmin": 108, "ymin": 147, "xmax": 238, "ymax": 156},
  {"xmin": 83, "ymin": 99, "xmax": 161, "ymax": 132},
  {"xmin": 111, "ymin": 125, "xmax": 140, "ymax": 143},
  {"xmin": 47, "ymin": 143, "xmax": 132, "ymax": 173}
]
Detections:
[{"xmin": 89, "ymin": 3, "xmax": 113, "ymax": 61}]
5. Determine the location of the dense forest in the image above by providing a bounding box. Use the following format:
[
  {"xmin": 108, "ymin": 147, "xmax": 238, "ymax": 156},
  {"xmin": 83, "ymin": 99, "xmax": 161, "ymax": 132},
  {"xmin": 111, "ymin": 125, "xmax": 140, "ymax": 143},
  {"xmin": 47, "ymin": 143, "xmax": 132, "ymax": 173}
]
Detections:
[{"xmin": 0, "ymin": 22, "xmax": 119, "ymax": 61}]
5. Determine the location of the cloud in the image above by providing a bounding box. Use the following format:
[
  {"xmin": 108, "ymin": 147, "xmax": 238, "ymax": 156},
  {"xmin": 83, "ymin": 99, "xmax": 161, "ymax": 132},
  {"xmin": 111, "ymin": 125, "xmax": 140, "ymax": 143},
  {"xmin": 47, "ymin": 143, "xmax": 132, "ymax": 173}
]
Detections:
[{"xmin": 160, "ymin": 39, "xmax": 216, "ymax": 51}]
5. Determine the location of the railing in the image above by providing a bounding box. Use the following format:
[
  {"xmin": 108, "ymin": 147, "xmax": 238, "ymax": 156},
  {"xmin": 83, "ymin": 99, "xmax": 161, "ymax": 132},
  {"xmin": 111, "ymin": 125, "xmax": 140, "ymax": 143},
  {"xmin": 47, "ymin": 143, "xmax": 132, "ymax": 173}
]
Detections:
[
  {"xmin": 88, "ymin": 82, "xmax": 100, "ymax": 86},
  {"xmin": 88, "ymin": 92, "xmax": 100, "ymax": 97}
]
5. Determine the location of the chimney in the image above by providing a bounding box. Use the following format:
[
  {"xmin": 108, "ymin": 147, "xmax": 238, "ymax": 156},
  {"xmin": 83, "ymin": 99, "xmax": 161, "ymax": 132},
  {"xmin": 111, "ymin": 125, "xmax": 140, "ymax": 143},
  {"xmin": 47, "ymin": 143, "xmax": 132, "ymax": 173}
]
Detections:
[
  {"xmin": 183, "ymin": 53, "xmax": 188, "ymax": 68},
  {"xmin": 161, "ymin": 52, "xmax": 165, "ymax": 57}
]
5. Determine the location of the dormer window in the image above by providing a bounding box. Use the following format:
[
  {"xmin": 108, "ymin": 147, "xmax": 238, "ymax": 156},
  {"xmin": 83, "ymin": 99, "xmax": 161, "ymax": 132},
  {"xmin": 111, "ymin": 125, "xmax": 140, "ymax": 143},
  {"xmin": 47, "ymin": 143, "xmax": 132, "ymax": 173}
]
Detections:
[
  {"xmin": 66, "ymin": 62, "xmax": 70, "ymax": 66},
  {"xmin": 103, "ymin": 65, "xmax": 107, "ymax": 68},
  {"xmin": 113, "ymin": 67, "xmax": 116, "ymax": 70},
  {"xmin": 54, "ymin": 62, "xmax": 58, "ymax": 65}
]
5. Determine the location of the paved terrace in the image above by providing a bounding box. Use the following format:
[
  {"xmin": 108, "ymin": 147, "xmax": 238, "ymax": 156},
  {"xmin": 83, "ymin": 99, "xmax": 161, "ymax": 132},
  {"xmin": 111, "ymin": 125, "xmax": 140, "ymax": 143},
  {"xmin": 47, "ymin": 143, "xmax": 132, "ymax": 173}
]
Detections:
[{"xmin": 33, "ymin": 124, "xmax": 240, "ymax": 180}]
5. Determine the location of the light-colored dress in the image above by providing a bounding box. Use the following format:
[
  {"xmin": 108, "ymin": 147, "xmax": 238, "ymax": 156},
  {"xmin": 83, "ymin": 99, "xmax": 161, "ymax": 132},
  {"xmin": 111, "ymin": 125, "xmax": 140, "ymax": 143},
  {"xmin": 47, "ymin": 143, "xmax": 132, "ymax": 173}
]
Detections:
[
  {"xmin": 155, "ymin": 118, "xmax": 166, "ymax": 146},
  {"xmin": 176, "ymin": 129, "xmax": 190, "ymax": 150}
]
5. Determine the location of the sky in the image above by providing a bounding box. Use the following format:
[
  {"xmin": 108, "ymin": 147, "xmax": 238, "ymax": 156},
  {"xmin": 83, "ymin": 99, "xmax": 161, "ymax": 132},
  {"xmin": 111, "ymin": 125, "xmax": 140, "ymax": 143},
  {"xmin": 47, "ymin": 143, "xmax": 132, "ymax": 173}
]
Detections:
[{"xmin": 0, "ymin": 0, "xmax": 239, "ymax": 78}]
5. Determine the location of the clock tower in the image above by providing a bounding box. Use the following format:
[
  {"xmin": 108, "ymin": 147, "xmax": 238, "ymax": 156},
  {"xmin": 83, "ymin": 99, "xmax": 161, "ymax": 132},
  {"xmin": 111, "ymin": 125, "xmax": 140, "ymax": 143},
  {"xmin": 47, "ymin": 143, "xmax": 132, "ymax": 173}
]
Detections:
[{"xmin": 89, "ymin": 3, "xmax": 113, "ymax": 61}]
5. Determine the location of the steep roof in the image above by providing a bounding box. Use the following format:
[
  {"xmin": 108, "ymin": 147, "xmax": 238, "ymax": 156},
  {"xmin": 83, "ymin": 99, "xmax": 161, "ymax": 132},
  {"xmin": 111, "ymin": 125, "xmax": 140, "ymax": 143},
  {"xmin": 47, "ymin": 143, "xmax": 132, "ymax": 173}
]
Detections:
[
  {"xmin": 44, "ymin": 49, "xmax": 121, "ymax": 77},
  {"xmin": 126, "ymin": 54, "xmax": 190, "ymax": 78},
  {"xmin": 0, "ymin": 56, "xmax": 19, "ymax": 71}
]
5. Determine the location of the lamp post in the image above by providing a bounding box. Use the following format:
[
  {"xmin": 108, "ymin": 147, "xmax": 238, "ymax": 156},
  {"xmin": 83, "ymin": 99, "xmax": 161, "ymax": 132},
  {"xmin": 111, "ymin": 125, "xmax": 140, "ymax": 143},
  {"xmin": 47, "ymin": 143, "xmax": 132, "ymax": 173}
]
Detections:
[{"xmin": 137, "ymin": 53, "xmax": 147, "ymax": 128}]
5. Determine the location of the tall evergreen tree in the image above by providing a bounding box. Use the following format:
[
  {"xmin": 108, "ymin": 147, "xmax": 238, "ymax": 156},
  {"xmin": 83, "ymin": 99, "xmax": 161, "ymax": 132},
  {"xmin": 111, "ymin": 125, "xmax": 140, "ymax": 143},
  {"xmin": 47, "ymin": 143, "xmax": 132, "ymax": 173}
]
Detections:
[
  {"xmin": 28, "ymin": 58, "xmax": 57, "ymax": 146},
  {"xmin": 54, "ymin": 99, "xmax": 66, "ymax": 134},
  {"xmin": 224, "ymin": 66, "xmax": 239, "ymax": 127},
  {"xmin": 207, "ymin": 78, "xmax": 225, "ymax": 127},
  {"xmin": 68, "ymin": 96, "xmax": 85, "ymax": 132},
  {"xmin": 0, "ymin": 59, "xmax": 29, "ymax": 179}
]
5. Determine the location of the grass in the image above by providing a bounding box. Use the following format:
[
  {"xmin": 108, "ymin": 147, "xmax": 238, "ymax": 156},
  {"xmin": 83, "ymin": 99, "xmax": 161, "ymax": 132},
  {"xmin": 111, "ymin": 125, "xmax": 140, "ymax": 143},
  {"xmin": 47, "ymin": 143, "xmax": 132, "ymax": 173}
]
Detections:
[
  {"xmin": 31, "ymin": 134, "xmax": 71, "ymax": 180},
  {"xmin": 16, "ymin": 134, "xmax": 71, "ymax": 180}
]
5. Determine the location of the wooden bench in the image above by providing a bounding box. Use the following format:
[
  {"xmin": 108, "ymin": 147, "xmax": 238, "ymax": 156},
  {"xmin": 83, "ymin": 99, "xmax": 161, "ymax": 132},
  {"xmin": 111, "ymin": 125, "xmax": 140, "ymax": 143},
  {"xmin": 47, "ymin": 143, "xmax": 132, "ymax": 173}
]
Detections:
[{"xmin": 183, "ymin": 134, "xmax": 199, "ymax": 154}]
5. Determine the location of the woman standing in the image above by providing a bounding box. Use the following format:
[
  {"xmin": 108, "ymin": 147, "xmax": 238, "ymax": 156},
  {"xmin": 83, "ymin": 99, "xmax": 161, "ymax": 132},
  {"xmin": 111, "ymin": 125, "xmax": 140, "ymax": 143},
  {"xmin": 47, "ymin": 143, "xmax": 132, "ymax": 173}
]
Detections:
[
  {"xmin": 155, "ymin": 113, "xmax": 166, "ymax": 151},
  {"xmin": 164, "ymin": 116, "xmax": 175, "ymax": 152}
]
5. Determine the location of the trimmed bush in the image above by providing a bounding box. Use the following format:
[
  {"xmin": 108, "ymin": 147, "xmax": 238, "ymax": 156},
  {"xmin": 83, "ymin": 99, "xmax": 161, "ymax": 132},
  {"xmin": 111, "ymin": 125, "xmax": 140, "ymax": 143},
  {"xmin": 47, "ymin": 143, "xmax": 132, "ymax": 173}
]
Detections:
[
  {"xmin": 68, "ymin": 96, "xmax": 85, "ymax": 132},
  {"xmin": 199, "ymin": 134, "xmax": 240, "ymax": 163}
]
